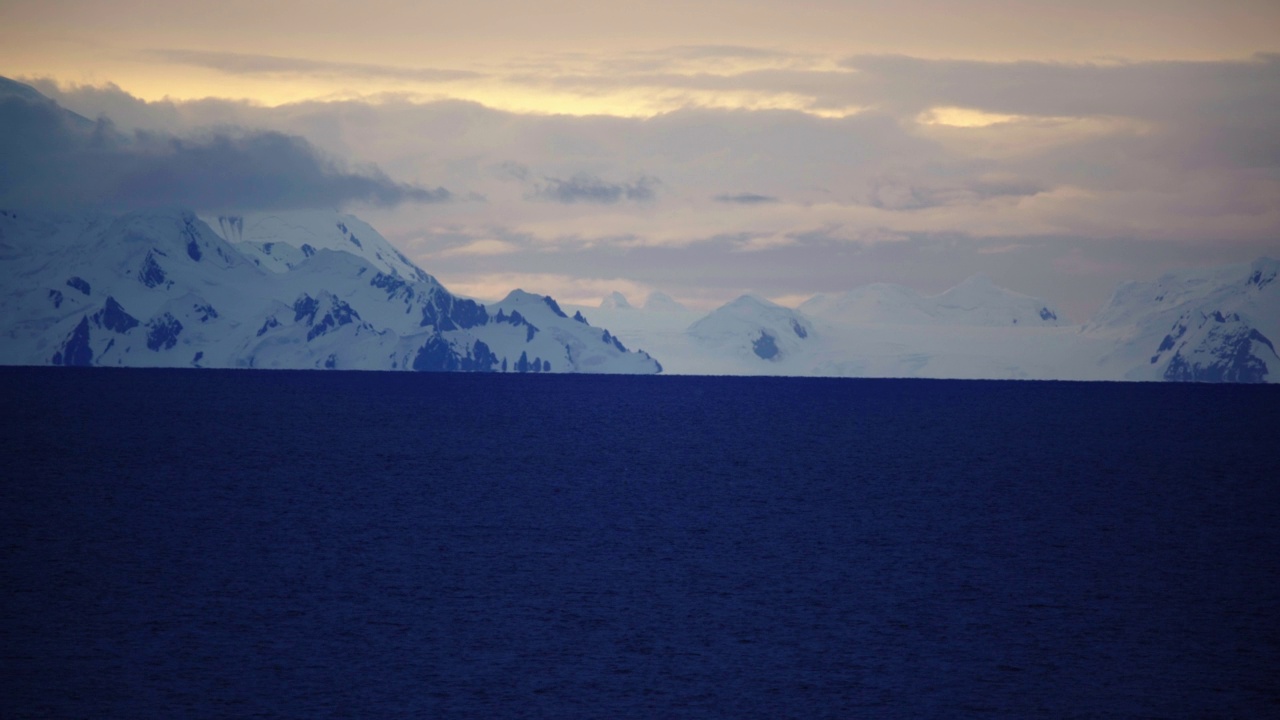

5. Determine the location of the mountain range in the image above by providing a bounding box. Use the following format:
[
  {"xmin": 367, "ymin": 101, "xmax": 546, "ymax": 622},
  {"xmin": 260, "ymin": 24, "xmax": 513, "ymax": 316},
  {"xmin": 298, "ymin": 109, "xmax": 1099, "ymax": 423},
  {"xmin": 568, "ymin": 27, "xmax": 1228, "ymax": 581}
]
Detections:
[
  {"xmin": 3, "ymin": 200, "xmax": 1274, "ymax": 381},
  {"xmin": 574, "ymin": 260, "xmax": 1278, "ymax": 383},
  {"xmin": 1, "ymin": 76, "xmax": 1275, "ymax": 382},
  {"xmin": 0, "ymin": 208, "xmax": 662, "ymax": 374}
]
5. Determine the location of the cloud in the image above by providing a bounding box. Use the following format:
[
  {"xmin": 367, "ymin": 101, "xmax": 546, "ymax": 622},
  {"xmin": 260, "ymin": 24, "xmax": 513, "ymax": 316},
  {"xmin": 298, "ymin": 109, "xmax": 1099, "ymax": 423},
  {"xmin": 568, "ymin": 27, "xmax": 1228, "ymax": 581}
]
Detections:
[
  {"xmin": 24, "ymin": 77, "xmax": 188, "ymax": 134},
  {"xmin": 0, "ymin": 87, "xmax": 450, "ymax": 212},
  {"xmin": 33, "ymin": 73, "xmax": 1280, "ymax": 244},
  {"xmin": 434, "ymin": 239, "xmax": 521, "ymax": 257},
  {"xmin": 785, "ymin": 226, "xmax": 911, "ymax": 246},
  {"xmin": 713, "ymin": 193, "xmax": 780, "ymax": 204},
  {"xmin": 668, "ymin": 45, "xmax": 798, "ymax": 62},
  {"xmin": 503, "ymin": 52, "xmax": 1280, "ymax": 129},
  {"xmin": 863, "ymin": 175, "xmax": 1046, "ymax": 210},
  {"xmin": 432, "ymin": 271, "xmax": 657, "ymax": 307},
  {"xmin": 838, "ymin": 53, "xmax": 1280, "ymax": 122},
  {"xmin": 527, "ymin": 174, "xmax": 658, "ymax": 204},
  {"xmin": 148, "ymin": 49, "xmax": 483, "ymax": 83},
  {"xmin": 731, "ymin": 233, "xmax": 799, "ymax": 252},
  {"xmin": 602, "ymin": 45, "xmax": 808, "ymax": 74},
  {"xmin": 22, "ymin": 63, "xmax": 1280, "ymax": 319}
]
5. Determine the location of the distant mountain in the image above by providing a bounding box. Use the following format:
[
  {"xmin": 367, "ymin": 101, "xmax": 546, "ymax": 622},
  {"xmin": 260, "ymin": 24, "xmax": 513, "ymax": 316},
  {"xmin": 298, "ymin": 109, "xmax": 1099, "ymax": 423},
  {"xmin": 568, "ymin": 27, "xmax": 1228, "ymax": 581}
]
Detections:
[
  {"xmin": 687, "ymin": 295, "xmax": 814, "ymax": 362},
  {"xmin": 668, "ymin": 263, "xmax": 1278, "ymax": 383},
  {"xmin": 1084, "ymin": 258, "xmax": 1279, "ymax": 382},
  {"xmin": 0, "ymin": 207, "xmax": 662, "ymax": 374},
  {"xmin": 800, "ymin": 275, "xmax": 1066, "ymax": 327},
  {"xmin": 594, "ymin": 290, "xmax": 686, "ymax": 313},
  {"xmin": 642, "ymin": 292, "xmax": 687, "ymax": 312},
  {"xmin": 599, "ymin": 291, "xmax": 632, "ymax": 309},
  {"xmin": 488, "ymin": 289, "xmax": 661, "ymax": 374}
]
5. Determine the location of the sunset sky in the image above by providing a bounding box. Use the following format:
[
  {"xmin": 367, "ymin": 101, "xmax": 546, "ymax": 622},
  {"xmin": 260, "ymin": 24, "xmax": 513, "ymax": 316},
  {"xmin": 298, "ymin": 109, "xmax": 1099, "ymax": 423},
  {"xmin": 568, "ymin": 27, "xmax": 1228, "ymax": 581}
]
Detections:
[{"xmin": 3, "ymin": 0, "xmax": 1279, "ymax": 318}]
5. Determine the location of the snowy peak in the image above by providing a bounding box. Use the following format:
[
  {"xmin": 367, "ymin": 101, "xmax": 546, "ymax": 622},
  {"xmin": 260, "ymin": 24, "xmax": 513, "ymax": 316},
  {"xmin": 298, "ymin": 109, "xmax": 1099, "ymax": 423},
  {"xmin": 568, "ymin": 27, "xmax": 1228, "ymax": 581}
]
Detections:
[
  {"xmin": 496, "ymin": 289, "xmax": 571, "ymax": 323},
  {"xmin": 721, "ymin": 294, "xmax": 785, "ymax": 314},
  {"xmin": 643, "ymin": 292, "xmax": 687, "ymax": 312},
  {"xmin": 600, "ymin": 291, "xmax": 632, "ymax": 309},
  {"xmin": 800, "ymin": 283, "xmax": 934, "ymax": 325},
  {"xmin": 1089, "ymin": 258, "xmax": 1280, "ymax": 332},
  {"xmin": 214, "ymin": 210, "xmax": 432, "ymax": 283},
  {"xmin": 688, "ymin": 294, "xmax": 814, "ymax": 362},
  {"xmin": 1085, "ymin": 257, "xmax": 1280, "ymax": 383},
  {"xmin": 99, "ymin": 209, "xmax": 243, "ymax": 271},
  {"xmin": 1246, "ymin": 257, "xmax": 1278, "ymax": 293},
  {"xmin": 1152, "ymin": 310, "xmax": 1277, "ymax": 383},
  {"xmin": 487, "ymin": 289, "xmax": 662, "ymax": 374},
  {"xmin": 598, "ymin": 290, "xmax": 687, "ymax": 312},
  {"xmin": 1087, "ymin": 257, "xmax": 1280, "ymax": 334},
  {"xmin": 934, "ymin": 274, "xmax": 1002, "ymax": 307},
  {"xmin": 931, "ymin": 274, "xmax": 1065, "ymax": 326}
]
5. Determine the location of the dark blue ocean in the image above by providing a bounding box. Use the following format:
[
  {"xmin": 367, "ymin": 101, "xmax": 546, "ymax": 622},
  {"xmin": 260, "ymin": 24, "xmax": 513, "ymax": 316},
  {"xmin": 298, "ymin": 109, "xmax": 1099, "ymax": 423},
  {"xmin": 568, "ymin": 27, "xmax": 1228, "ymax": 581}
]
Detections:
[{"xmin": 2, "ymin": 368, "xmax": 1278, "ymax": 718}]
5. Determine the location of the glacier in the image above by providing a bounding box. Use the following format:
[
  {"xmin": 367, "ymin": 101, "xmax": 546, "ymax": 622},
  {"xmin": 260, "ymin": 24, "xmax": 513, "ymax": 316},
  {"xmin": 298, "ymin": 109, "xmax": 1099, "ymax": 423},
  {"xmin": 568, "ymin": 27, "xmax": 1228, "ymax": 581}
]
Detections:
[{"xmin": 572, "ymin": 261, "xmax": 1279, "ymax": 383}]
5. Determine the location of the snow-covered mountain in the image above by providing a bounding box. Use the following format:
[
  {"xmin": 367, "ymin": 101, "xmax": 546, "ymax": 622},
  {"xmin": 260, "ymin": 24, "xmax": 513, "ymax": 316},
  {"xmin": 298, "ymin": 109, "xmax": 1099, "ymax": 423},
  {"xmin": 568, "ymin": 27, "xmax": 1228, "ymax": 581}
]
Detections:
[
  {"xmin": 687, "ymin": 295, "xmax": 815, "ymax": 364},
  {"xmin": 596, "ymin": 290, "xmax": 687, "ymax": 312},
  {"xmin": 677, "ymin": 278, "xmax": 1071, "ymax": 377},
  {"xmin": 643, "ymin": 292, "xmax": 687, "ymax": 312},
  {"xmin": 678, "ymin": 288, "xmax": 1087, "ymax": 379},
  {"xmin": 0, "ymin": 207, "xmax": 662, "ymax": 374},
  {"xmin": 599, "ymin": 291, "xmax": 633, "ymax": 310},
  {"xmin": 486, "ymin": 289, "xmax": 662, "ymax": 374},
  {"xmin": 1084, "ymin": 258, "xmax": 1279, "ymax": 382},
  {"xmin": 222, "ymin": 211, "xmax": 431, "ymax": 283},
  {"xmin": 647, "ymin": 265, "xmax": 1277, "ymax": 382},
  {"xmin": 800, "ymin": 275, "xmax": 1066, "ymax": 327}
]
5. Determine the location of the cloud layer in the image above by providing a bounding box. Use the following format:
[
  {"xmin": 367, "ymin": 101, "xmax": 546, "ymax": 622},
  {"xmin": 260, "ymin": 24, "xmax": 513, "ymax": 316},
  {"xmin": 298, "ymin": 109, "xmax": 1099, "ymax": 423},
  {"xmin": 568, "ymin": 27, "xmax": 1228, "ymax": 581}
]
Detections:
[
  {"xmin": 149, "ymin": 49, "xmax": 483, "ymax": 83},
  {"xmin": 14, "ymin": 48, "xmax": 1280, "ymax": 319},
  {"xmin": 0, "ymin": 85, "xmax": 449, "ymax": 213}
]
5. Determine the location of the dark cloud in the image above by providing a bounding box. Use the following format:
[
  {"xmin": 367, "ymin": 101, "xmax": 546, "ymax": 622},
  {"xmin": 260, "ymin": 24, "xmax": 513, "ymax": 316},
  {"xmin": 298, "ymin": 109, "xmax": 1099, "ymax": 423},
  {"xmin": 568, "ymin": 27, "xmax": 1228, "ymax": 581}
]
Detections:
[
  {"xmin": 0, "ymin": 86, "xmax": 450, "ymax": 212},
  {"xmin": 864, "ymin": 176, "xmax": 1045, "ymax": 210},
  {"xmin": 713, "ymin": 193, "xmax": 780, "ymax": 204},
  {"xmin": 495, "ymin": 161, "xmax": 531, "ymax": 181},
  {"xmin": 149, "ymin": 49, "xmax": 484, "ymax": 83},
  {"xmin": 0, "ymin": 76, "xmax": 64, "ymax": 106},
  {"xmin": 528, "ymin": 174, "xmax": 658, "ymax": 204},
  {"xmin": 24, "ymin": 77, "xmax": 188, "ymax": 134}
]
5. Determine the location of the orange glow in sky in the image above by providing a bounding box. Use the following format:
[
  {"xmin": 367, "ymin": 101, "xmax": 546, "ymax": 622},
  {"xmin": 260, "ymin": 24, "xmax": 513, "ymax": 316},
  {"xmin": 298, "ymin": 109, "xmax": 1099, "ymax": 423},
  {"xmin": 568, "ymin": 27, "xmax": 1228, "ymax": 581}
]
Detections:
[{"xmin": 4, "ymin": 0, "xmax": 1278, "ymax": 114}]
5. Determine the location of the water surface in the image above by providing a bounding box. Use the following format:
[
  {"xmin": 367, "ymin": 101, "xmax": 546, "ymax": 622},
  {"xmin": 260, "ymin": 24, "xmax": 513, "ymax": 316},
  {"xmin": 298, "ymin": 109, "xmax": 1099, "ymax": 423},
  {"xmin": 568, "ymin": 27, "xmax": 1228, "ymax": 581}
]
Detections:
[{"xmin": 2, "ymin": 368, "xmax": 1277, "ymax": 718}]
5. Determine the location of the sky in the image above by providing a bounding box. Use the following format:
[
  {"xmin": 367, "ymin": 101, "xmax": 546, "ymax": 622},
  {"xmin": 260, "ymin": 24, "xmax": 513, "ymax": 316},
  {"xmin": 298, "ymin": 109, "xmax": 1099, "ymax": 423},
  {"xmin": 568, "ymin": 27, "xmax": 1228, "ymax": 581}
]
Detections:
[{"xmin": 2, "ymin": 0, "xmax": 1279, "ymax": 319}]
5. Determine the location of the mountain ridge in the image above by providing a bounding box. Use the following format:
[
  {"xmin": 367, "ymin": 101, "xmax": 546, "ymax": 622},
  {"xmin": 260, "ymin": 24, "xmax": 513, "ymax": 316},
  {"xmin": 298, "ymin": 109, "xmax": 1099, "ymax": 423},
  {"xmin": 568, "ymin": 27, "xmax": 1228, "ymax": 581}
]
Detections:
[
  {"xmin": 0, "ymin": 206, "xmax": 662, "ymax": 374},
  {"xmin": 800, "ymin": 275, "xmax": 1066, "ymax": 327}
]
